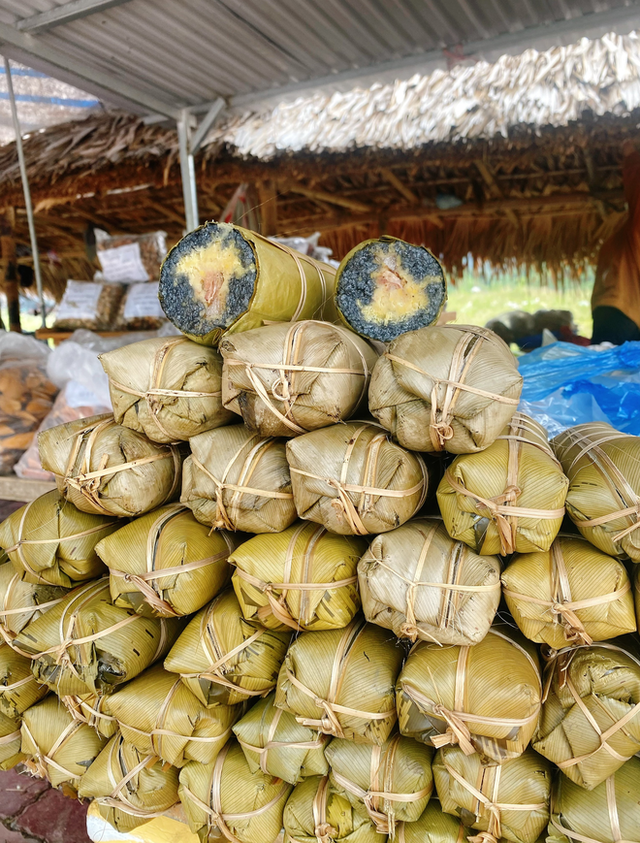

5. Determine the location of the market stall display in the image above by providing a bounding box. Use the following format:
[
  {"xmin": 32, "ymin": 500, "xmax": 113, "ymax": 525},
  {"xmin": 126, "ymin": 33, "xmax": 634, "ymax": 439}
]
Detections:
[{"xmin": 1, "ymin": 225, "xmax": 639, "ymax": 843}]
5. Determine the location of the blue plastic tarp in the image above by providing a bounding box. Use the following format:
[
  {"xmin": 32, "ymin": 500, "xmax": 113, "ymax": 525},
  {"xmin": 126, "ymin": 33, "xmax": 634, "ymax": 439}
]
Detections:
[{"xmin": 517, "ymin": 341, "xmax": 640, "ymax": 436}]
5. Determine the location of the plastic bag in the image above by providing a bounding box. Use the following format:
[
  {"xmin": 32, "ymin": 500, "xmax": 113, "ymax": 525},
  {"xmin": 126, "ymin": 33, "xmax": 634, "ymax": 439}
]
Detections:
[
  {"xmin": 95, "ymin": 229, "xmax": 167, "ymax": 282},
  {"xmin": 116, "ymin": 282, "xmax": 167, "ymax": 330},
  {"xmin": 518, "ymin": 341, "xmax": 640, "ymax": 436},
  {"xmin": 53, "ymin": 280, "xmax": 124, "ymax": 331},
  {"xmin": 14, "ymin": 381, "xmax": 110, "ymax": 480},
  {"xmin": 0, "ymin": 332, "xmax": 57, "ymax": 475}
]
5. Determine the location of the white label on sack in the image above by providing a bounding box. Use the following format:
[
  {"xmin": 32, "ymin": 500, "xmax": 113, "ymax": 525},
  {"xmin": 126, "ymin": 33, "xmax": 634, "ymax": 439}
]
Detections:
[
  {"xmin": 123, "ymin": 282, "xmax": 163, "ymax": 319},
  {"xmin": 56, "ymin": 281, "xmax": 103, "ymax": 321},
  {"xmin": 98, "ymin": 242, "xmax": 149, "ymax": 282}
]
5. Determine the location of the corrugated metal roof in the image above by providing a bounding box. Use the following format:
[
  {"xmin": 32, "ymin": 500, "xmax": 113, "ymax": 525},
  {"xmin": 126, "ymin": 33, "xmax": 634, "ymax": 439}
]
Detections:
[
  {"xmin": 0, "ymin": 59, "xmax": 100, "ymax": 143},
  {"xmin": 0, "ymin": 0, "xmax": 638, "ymax": 117}
]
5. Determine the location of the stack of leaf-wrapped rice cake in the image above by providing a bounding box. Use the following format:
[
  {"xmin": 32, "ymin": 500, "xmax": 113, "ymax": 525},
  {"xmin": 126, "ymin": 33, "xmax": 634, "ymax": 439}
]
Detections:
[{"xmin": 1, "ymin": 224, "xmax": 638, "ymax": 843}]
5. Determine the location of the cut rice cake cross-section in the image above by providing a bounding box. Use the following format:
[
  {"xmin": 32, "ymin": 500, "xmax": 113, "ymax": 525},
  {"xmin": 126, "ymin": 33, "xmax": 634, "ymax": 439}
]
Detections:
[
  {"xmin": 159, "ymin": 221, "xmax": 336, "ymax": 346},
  {"xmin": 335, "ymin": 236, "xmax": 447, "ymax": 342}
]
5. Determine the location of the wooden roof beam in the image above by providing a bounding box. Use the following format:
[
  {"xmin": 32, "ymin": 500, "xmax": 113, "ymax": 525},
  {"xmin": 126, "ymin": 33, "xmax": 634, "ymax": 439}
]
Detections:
[
  {"xmin": 380, "ymin": 168, "xmax": 419, "ymax": 204},
  {"xmin": 474, "ymin": 158, "xmax": 519, "ymax": 226},
  {"xmin": 286, "ymin": 185, "xmax": 371, "ymax": 214}
]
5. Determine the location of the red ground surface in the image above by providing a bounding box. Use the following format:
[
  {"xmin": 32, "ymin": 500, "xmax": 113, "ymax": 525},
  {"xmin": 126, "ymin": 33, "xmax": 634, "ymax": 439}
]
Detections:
[{"xmin": 0, "ymin": 768, "xmax": 90, "ymax": 843}]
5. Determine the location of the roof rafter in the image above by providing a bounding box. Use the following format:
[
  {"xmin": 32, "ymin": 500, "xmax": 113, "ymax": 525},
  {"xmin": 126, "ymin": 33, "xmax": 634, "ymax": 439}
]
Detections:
[{"xmin": 17, "ymin": 0, "xmax": 135, "ymax": 34}]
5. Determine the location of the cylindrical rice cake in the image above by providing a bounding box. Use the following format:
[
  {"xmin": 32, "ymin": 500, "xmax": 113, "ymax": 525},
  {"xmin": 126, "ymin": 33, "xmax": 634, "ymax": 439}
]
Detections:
[
  {"xmin": 334, "ymin": 236, "xmax": 447, "ymax": 342},
  {"xmin": 159, "ymin": 221, "xmax": 336, "ymax": 346}
]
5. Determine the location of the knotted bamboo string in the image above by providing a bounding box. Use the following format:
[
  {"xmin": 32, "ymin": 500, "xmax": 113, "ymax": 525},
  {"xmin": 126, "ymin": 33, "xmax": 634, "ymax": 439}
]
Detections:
[
  {"xmin": 289, "ymin": 425, "xmax": 428, "ymax": 536},
  {"xmin": 310, "ymin": 775, "xmax": 337, "ymax": 843},
  {"xmin": 235, "ymin": 704, "xmax": 329, "ymax": 776},
  {"xmin": 107, "ymin": 504, "xmax": 234, "ymax": 617},
  {"xmin": 190, "ymin": 435, "xmax": 293, "ymax": 532},
  {"xmin": 330, "ymin": 736, "xmax": 434, "ymax": 837},
  {"xmin": 284, "ymin": 620, "xmax": 397, "ymax": 739},
  {"xmin": 180, "ymin": 742, "xmax": 290, "ymax": 843},
  {"xmin": 232, "ymin": 522, "xmax": 357, "ymax": 631},
  {"xmin": 550, "ymin": 773, "xmax": 634, "ymax": 843},
  {"xmin": 106, "ymin": 337, "xmax": 223, "ymax": 442},
  {"xmin": 442, "ymin": 760, "xmax": 547, "ymax": 843},
  {"xmin": 559, "ymin": 425, "xmax": 640, "ymax": 545},
  {"xmin": 61, "ymin": 418, "xmax": 181, "ymax": 516},
  {"xmin": 384, "ymin": 326, "xmax": 519, "ymax": 452},
  {"xmin": 224, "ymin": 320, "xmax": 370, "ymax": 435},
  {"xmin": 402, "ymin": 629, "xmax": 541, "ymax": 755},
  {"xmin": 21, "ymin": 717, "xmax": 84, "ymax": 783},
  {"xmin": 94, "ymin": 736, "xmax": 174, "ymax": 821},
  {"xmin": 2, "ymin": 499, "xmax": 117, "ymax": 584},
  {"xmin": 542, "ymin": 643, "xmax": 640, "ymax": 774},
  {"xmin": 503, "ymin": 541, "xmax": 632, "ymax": 646}
]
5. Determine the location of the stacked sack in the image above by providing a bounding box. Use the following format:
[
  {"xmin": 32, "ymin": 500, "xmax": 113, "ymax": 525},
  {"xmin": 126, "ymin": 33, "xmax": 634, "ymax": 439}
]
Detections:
[{"xmin": 0, "ymin": 221, "xmax": 638, "ymax": 843}]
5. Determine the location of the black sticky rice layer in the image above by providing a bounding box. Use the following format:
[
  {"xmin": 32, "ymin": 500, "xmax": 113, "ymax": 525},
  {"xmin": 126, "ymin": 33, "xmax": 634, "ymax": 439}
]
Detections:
[
  {"xmin": 159, "ymin": 222, "xmax": 257, "ymax": 336},
  {"xmin": 336, "ymin": 240, "xmax": 446, "ymax": 342}
]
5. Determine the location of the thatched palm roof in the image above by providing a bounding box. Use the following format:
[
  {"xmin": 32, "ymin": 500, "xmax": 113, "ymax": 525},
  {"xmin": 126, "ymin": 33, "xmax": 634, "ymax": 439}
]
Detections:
[
  {"xmin": 0, "ymin": 31, "xmax": 638, "ymax": 294},
  {"xmin": 213, "ymin": 31, "xmax": 640, "ymax": 158}
]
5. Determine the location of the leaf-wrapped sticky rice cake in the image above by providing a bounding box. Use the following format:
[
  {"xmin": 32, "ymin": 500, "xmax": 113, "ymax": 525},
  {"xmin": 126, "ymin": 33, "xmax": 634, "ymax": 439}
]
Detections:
[
  {"xmin": 181, "ymin": 424, "xmax": 297, "ymax": 533},
  {"xmin": 0, "ymin": 642, "xmax": 47, "ymax": 718},
  {"xmin": 0, "ymin": 491, "xmax": 116, "ymax": 587},
  {"xmin": 369, "ymin": 324, "xmax": 522, "ymax": 454},
  {"xmin": 61, "ymin": 692, "xmax": 118, "ymax": 739},
  {"xmin": 334, "ymin": 236, "xmax": 447, "ymax": 343},
  {"xmin": 39, "ymin": 414, "xmax": 182, "ymax": 518},
  {"xmin": 159, "ymin": 220, "xmax": 336, "ymax": 346},
  {"xmin": 286, "ymin": 422, "xmax": 428, "ymax": 536},
  {"xmin": 164, "ymin": 589, "xmax": 291, "ymax": 707},
  {"xmin": 179, "ymin": 740, "xmax": 292, "ymax": 843},
  {"xmin": 107, "ymin": 664, "xmax": 240, "ymax": 767},
  {"xmin": 552, "ymin": 422, "xmax": 640, "ymax": 560},
  {"xmin": 79, "ymin": 733, "xmax": 179, "ymax": 832},
  {"xmin": 284, "ymin": 774, "xmax": 380, "ymax": 843},
  {"xmin": 502, "ymin": 536, "xmax": 636, "ymax": 648},
  {"xmin": 15, "ymin": 578, "xmax": 180, "ymax": 696},
  {"xmin": 100, "ymin": 335, "xmax": 235, "ymax": 443},
  {"xmin": 231, "ymin": 522, "xmax": 364, "ymax": 632},
  {"xmin": 358, "ymin": 517, "xmax": 500, "ymax": 646},
  {"xmin": 326, "ymin": 734, "xmax": 433, "ymax": 834},
  {"xmin": 397, "ymin": 801, "xmax": 469, "ymax": 843},
  {"xmin": 0, "ymin": 709, "xmax": 23, "ymax": 771},
  {"xmin": 437, "ymin": 413, "xmax": 568, "ymax": 555},
  {"xmin": 532, "ymin": 640, "xmax": 640, "ymax": 790},
  {"xmin": 397, "ymin": 628, "xmax": 541, "ymax": 763},
  {"xmin": 0, "ymin": 561, "xmax": 66, "ymax": 647},
  {"xmin": 275, "ymin": 618, "xmax": 403, "ymax": 745},
  {"xmin": 220, "ymin": 320, "xmax": 377, "ymax": 437},
  {"xmin": 433, "ymin": 746, "xmax": 552, "ymax": 843},
  {"xmin": 21, "ymin": 695, "xmax": 106, "ymax": 791},
  {"xmin": 97, "ymin": 504, "xmax": 233, "ymax": 618},
  {"xmin": 548, "ymin": 756, "xmax": 640, "ymax": 843},
  {"xmin": 232, "ymin": 691, "xmax": 329, "ymax": 785}
]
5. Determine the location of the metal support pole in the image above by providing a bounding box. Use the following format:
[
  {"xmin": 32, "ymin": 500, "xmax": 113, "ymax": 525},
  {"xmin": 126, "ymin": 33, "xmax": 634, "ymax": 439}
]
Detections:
[
  {"xmin": 4, "ymin": 57, "xmax": 47, "ymax": 329},
  {"xmin": 177, "ymin": 109, "xmax": 198, "ymax": 233}
]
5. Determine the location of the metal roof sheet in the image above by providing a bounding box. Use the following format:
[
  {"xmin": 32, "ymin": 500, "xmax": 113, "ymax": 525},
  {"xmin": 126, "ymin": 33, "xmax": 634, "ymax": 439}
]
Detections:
[{"xmin": 0, "ymin": 0, "xmax": 638, "ymax": 119}]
